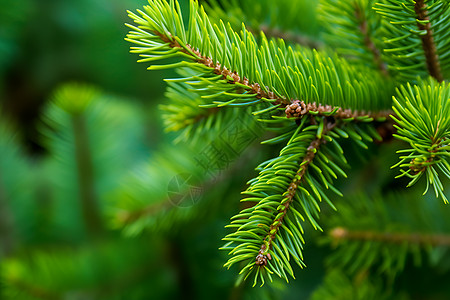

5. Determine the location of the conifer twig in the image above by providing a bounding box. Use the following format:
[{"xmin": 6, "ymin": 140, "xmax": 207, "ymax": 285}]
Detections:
[
  {"xmin": 256, "ymin": 122, "xmax": 334, "ymax": 266},
  {"xmin": 155, "ymin": 32, "xmax": 392, "ymax": 121},
  {"xmin": 72, "ymin": 114, "xmax": 103, "ymax": 236},
  {"xmin": 331, "ymin": 227, "xmax": 450, "ymax": 246}
]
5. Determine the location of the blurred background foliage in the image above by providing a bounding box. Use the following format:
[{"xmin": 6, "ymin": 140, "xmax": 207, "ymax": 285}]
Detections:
[{"xmin": 1, "ymin": 0, "xmax": 449, "ymax": 299}]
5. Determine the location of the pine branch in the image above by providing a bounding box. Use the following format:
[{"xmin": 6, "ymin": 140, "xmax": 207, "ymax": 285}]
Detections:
[
  {"xmin": 285, "ymin": 100, "xmax": 391, "ymax": 120},
  {"xmin": 354, "ymin": 2, "xmax": 388, "ymax": 76},
  {"xmin": 202, "ymin": 0, "xmax": 322, "ymax": 48},
  {"xmin": 124, "ymin": 0, "xmax": 406, "ymax": 286},
  {"xmin": 126, "ymin": 0, "xmax": 393, "ymax": 121},
  {"xmin": 391, "ymin": 79, "xmax": 450, "ymax": 202},
  {"xmin": 221, "ymin": 116, "xmax": 362, "ymax": 285},
  {"xmin": 331, "ymin": 227, "xmax": 450, "ymax": 246},
  {"xmin": 323, "ymin": 192, "xmax": 450, "ymax": 277},
  {"xmin": 255, "ymin": 135, "xmax": 326, "ymax": 268},
  {"xmin": 374, "ymin": 0, "xmax": 450, "ymax": 82},
  {"xmin": 51, "ymin": 85, "xmax": 104, "ymax": 236},
  {"xmin": 319, "ymin": 0, "xmax": 388, "ymax": 75},
  {"xmin": 414, "ymin": 0, "xmax": 444, "ymax": 82},
  {"xmin": 311, "ymin": 270, "xmax": 403, "ymax": 300},
  {"xmin": 160, "ymin": 69, "xmax": 266, "ymax": 144},
  {"xmin": 72, "ymin": 113, "xmax": 103, "ymax": 236}
]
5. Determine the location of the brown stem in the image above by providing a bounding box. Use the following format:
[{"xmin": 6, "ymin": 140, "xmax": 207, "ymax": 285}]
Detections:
[
  {"xmin": 354, "ymin": 3, "xmax": 388, "ymax": 76},
  {"xmin": 414, "ymin": 0, "xmax": 444, "ymax": 82},
  {"xmin": 72, "ymin": 114, "xmax": 103, "ymax": 236},
  {"xmin": 154, "ymin": 32, "xmax": 393, "ymax": 121},
  {"xmin": 285, "ymin": 100, "xmax": 391, "ymax": 120},
  {"xmin": 331, "ymin": 227, "xmax": 450, "ymax": 246}
]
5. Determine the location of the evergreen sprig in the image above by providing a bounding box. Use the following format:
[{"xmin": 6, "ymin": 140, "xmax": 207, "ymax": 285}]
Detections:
[
  {"xmin": 124, "ymin": 0, "xmax": 448, "ymax": 287},
  {"xmin": 126, "ymin": 0, "xmax": 393, "ymax": 117},
  {"xmin": 221, "ymin": 117, "xmax": 342, "ymax": 285},
  {"xmin": 392, "ymin": 79, "xmax": 450, "ymax": 203},
  {"xmin": 221, "ymin": 115, "xmax": 382, "ymax": 285}
]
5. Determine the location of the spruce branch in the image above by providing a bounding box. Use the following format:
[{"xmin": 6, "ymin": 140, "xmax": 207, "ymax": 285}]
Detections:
[
  {"xmin": 311, "ymin": 270, "xmax": 403, "ymax": 300},
  {"xmin": 414, "ymin": 0, "xmax": 444, "ymax": 82},
  {"xmin": 126, "ymin": 0, "xmax": 393, "ymax": 123},
  {"xmin": 319, "ymin": 0, "xmax": 388, "ymax": 75},
  {"xmin": 202, "ymin": 0, "xmax": 322, "ymax": 48},
  {"xmin": 52, "ymin": 84, "xmax": 103, "ymax": 236},
  {"xmin": 331, "ymin": 227, "xmax": 450, "ymax": 246},
  {"xmin": 124, "ymin": 0, "xmax": 410, "ymax": 286},
  {"xmin": 323, "ymin": 193, "xmax": 450, "ymax": 277},
  {"xmin": 391, "ymin": 79, "xmax": 450, "ymax": 202},
  {"xmin": 354, "ymin": 2, "xmax": 388, "ymax": 76},
  {"xmin": 72, "ymin": 114, "xmax": 102, "ymax": 236},
  {"xmin": 374, "ymin": 0, "xmax": 450, "ymax": 82},
  {"xmin": 221, "ymin": 116, "xmax": 357, "ymax": 285},
  {"xmin": 255, "ymin": 135, "xmax": 326, "ymax": 268}
]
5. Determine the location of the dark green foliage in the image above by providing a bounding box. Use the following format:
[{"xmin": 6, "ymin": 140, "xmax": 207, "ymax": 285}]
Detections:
[
  {"xmin": 0, "ymin": 0, "xmax": 32, "ymax": 72},
  {"xmin": 1, "ymin": 237, "xmax": 173, "ymax": 300}
]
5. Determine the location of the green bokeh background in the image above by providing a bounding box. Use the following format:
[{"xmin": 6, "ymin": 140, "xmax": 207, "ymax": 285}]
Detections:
[{"xmin": 1, "ymin": 1, "xmax": 449, "ymax": 299}]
